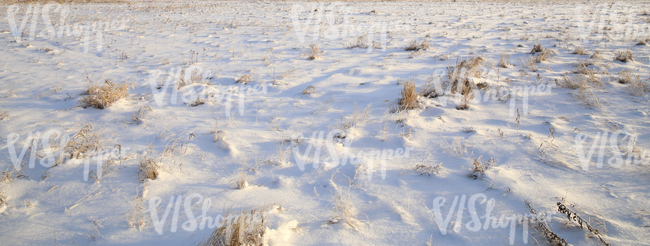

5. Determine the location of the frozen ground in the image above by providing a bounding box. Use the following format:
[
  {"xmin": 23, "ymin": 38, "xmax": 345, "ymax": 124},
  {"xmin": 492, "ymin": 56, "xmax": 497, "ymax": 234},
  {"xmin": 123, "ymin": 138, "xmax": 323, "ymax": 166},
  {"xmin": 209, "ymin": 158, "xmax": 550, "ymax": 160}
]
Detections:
[{"xmin": 1, "ymin": 1, "xmax": 650, "ymax": 245}]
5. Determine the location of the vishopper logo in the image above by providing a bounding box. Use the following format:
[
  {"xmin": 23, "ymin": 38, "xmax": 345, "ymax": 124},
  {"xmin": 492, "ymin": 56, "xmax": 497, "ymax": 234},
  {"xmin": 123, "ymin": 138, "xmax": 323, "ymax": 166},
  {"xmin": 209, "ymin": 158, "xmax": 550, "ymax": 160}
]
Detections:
[
  {"xmin": 5, "ymin": 129, "xmax": 129, "ymax": 181},
  {"xmin": 424, "ymin": 68, "xmax": 553, "ymax": 117},
  {"xmin": 6, "ymin": 129, "xmax": 69, "ymax": 170},
  {"xmin": 431, "ymin": 193, "xmax": 556, "ymax": 245},
  {"xmin": 147, "ymin": 65, "xmax": 267, "ymax": 118},
  {"xmin": 7, "ymin": 2, "xmax": 128, "ymax": 52},
  {"xmin": 290, "ymin": 3, "xmax": 412, "ymax": 53},
  {"xmin": 575, "ymin": 2, "xmax": 649, "ymax": 45},
  {"xmin": 148, "ymin": 193, "xmax": 223, "ymax": 235},
  {"xmin": 291, "ymin": 130, "xmax": 413, "ymax": 180},
  {"xmin": 575, "ymin": 130, "xmax": 649, "ymax": 170}
]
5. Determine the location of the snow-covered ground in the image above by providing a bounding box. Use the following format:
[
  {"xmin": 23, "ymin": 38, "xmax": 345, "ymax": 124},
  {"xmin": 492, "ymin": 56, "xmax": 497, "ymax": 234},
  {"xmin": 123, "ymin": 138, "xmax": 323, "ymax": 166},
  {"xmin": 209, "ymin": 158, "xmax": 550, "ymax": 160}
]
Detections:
[{"xmin": 1, "ymin": 1, "xmax": 650, "ymax": 245}]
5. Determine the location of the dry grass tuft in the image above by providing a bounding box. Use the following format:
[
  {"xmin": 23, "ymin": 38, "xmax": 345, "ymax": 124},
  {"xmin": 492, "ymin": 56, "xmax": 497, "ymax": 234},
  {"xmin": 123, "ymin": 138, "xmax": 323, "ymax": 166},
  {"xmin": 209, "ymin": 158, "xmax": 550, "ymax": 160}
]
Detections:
[
  {"xmin": 230, "ymin": 170, "xmax": 249, "ymax": 190},
  {"xmin": 557, "ymin": 198, "xmax": 610, "ymax": 246},
  {"xmin": 498, "ymin": 53, "xmax": 512, "ymax": 68},
  {"xmin": 447, "ymin": 56, "xmax": 485, "ymax": 94},
  {"xmin": 590, "ymin": 50, "xmax": 602, "ymax": 61},
  {"xmin": 398, "ymin": 79, "xmax": 419, "ymax": 111},
  {"xmin": 0, "ymin": 110, "xmax": 9, "ymax": 121},
  {"xmin": 338, "ymin": 104, "xmax": 371, "ymax": 131},
  {"xmin": 190, "ymin": 98, "xmax": 205, "ymax": 107},
  {"xmin": 54, "ymin": 123, "xmax": 101, "ymax": 166},
  {"xmin": 0, "ymin": 190, "xmax": 6, "ymax": 207},
  {"xmin": 177, "ymin": 69, "xmax": 209, "ymax": 88},
  {"xmin": 308, "ymin": 43, "xmax": 321, "ymax": 60},
  {"xmin": 618, "ymin": 69, "xmax": 637, "ymax": 84},
  {"xmin": 404, "ymin": 39, "xmax": 430, "ymax": 51},
  {"xmin": 627, "ymin": 77, "xmax": 650, "ymax": 96},
  {"xmin": 573, "ymin": 60, "xmax": 597, "ymax": 75},
  {"xmin": 81, "ymin": 80, "xmax": 129, "ymax": 109},
  {"xmin": 530, "ymin": 44, "xmax": 543, "ymax": 54},
  {"xmin": 534, "ymin": 48, "xmax": 554, "ymax": 63},
  {"xmin": 126, "ymin": 190, "xmax": 151, "ymax": 231},
  {"xmin": 0, "ymin": 168, "xmax": 12, "ymax": 207},
  {"xmin": 201, "ymin": 207, "xmax": 266, "ymax": 246},
  {"xmin": 614, "ymin": 50, "xmax": 634, "ymax": 63},
  {"xmin": 421, "ymin": 76, "xmax": 442, "ymax": 98},
  {"xmin": 415, "ymin": 162, "xmax": 443, "ymax": 176},
  {"xmin": 571, "ymin": 46, "xmax": 589, "ymax": 55},
  {"xmin": 270, "ymin": 141, "xmax": 291, "ymax": 166},
  {"xmin": 557, "ymin": 72, "xmax": 601, "ymax": 89},
  {"xmin": 467, "ymin": 156, "xmax": 494, "ymax": 179},
  {"xmin": 526, "ymin": 201, "xmax": 569, "ymax": 246},
  {"xmin": 557, "ymin": 74, "xmax": 603, "ymax": 109},
  {"xmin": 346, "ymin": 35, "xmax": 370, "ymax": 49},
  {"xmin": 302, "ymin": 85, "xmax": 316, "ymax": 95},
  {"xmin": 132, "ymin": 106, "xmax": 152, "ymax": 125},
  {"xmin": 456, "ymin": 84, "xmax": 474, "ymax": 110},
  {"xmin": 89, "ymin": 158, "xmax": 118, "ymax": 183},
  {"xmin": 328, "ymin": 189, "xmax": 362, "ymax": 231},
  {"xmin": 138, "ymin": 145, "xmax": 161, "ymax": 182},
  {"xmin": 443, "ymin": 135, "xmax": 468, "ymax": 158},
  {"xmin": 236, "ymin": 74, "xmax": 252, "ymax": 84}
]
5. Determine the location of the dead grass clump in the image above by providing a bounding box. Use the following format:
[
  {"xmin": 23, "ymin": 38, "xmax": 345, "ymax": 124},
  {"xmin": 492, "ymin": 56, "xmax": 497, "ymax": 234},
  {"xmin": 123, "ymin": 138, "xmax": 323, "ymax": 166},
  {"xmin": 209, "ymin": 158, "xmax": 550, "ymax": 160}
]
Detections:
[
  {"xmin": 578, "ymin": 85, "xmax": 602, "ymax": 110},
  {"xmin": 81, "ymin": 80, "xmax": 129, "ymax": 109},
  {"xmin": 308, "ymin": 43, "xmax": 321, "ymax": 60},
  {"xmin": 338, "ymin": 104, "xmax": 371, "ymax": 131},
  {"xmin": 236, "ymin": 74, "xmax": 252, "ymax": 84},
  {"xmin": 178, "ymin": 69, "xmax": 208, "ymax": 88},
  {"xmin": 415, "ymin": 162, "xmax": 443, "ymax": 176},
  {"xmin": 138, "ymin": 146, "xmax": 161, "ymax": 182},
  {"xmin": 270, "ymin": 141, "xmax": 291, "ymax": 166},
  {"xmin": 468, "ymin": 156, "xmax": 494, "ymax": 179},
  {"xmin": 398, "ymin": 79, "xmax": 419, "ymax": 111},
  {"xmin": 126, "ymin": 191, "xmax": 151, "ymax": 231},
  {"xmin": 526, "ymin": 201, "xmax": 569, "ymax": 246},
  {"xmin": 201, "ymin": 207, "xmax": 266, "ymax": 246},
  {"xmin": 404, "ymin": 39, "xmax": 430, "ymax": 51},
  {"xmin": 571, "ymin": 46, "xmax": 589, "ymax": 55},
  {"xmin": 574, "ymin": 60, "xmax": 596, "ymax": 75},
  {"xmin": 534, "ymin": 48, "xmax": 554, "ymax": 63},
  {"xmin": 190, "ymin": 98, "xmax": 205, "ymax": 107},
  {"xmin": 557, "ymin": 198, "xmax": 610, "ymax": 246},
  {"xmin": 557, "ymin": 74, "xmax": 602, "ymax": 109},
  {"xmin": 627, "ymin": 77, "xmax": 650, "ymax": 96},
  {"xmin": 618, "ymin": 69, "xmax": 636, "ymax": 84},
  {"xmin": 89, "ymin": 158, "xmax": 118, "ymax": 183},
  {"xmin": 456, "ymin": 84, "xmax": 474, "ymax": 110},
  {"xmin": 447, "ymin": 56, "xmax": 485, "ymax": 93},
  {"xmin": 590, "ymin": 50, "xmax": 602, "ymax": 61},
  {"xmin": 614, "ymin": 50, "xmax": 634, "ymax": 63},
  {"xmin": 443, "ymin": 135, "xmax": 468, "ymax": 158},
  {"xmin": 0, "ymin": 110, "xmax": 9, "ymax": 121},
  {"xmin": 302, "ymin": 85, "xmax": 316, "ymax": 95},
  {"xmin": 498, "ymin": 53, "xmax": 512, "ymax": 68},
  {"xmin": 54, "ymin": 123, "xmax": 101, "ymax": 166},
  {"xmin": 229, "ymin": 169, "xmax": 249, "ymax": 190},
  {"xmin": 0, "ymin": 169, "xmax": 10, "ymax": 206},
  {"xmin": 138, "ymin": 158, "xmax": 160, "ymax": 181},
  {"xmin": 328, "ymin": 189, "xmax": 362, "ymax": 231},
  {"xmin": 530, "ymin": 44, "xmax": 543, "ymax": 54},
  {"xmin": 0, "ymin": 190, "xmax": 6, "ymax": 207},
  {"xmin": 421, "ymin": 76, "xmax": 442, "ymax": 98},
  {"xmin": 214, "ymin": 127, "xmax": 230, "ymax": 151},
  {"xmin": 556, "ymin": 75, "xmax": 579, "ymax": 89},
  {"xmin": 132, "ymin": 106, "xmax": 152, "ymax": 125},
  {"xmin": 346, "ymin": 35, "xmax": 370, "ymax": 49}
]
